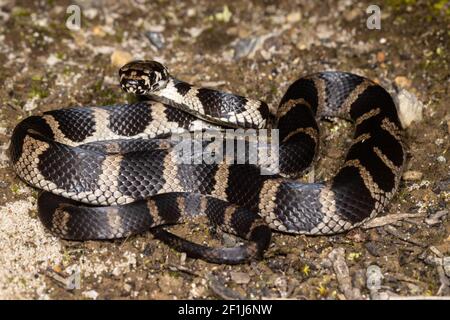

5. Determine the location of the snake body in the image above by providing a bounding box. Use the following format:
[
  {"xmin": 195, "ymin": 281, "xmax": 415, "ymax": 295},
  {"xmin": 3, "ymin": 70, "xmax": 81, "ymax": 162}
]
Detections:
[{"xmin": 10, "ymin": 60, "xmax": 405, "ymax": 264}]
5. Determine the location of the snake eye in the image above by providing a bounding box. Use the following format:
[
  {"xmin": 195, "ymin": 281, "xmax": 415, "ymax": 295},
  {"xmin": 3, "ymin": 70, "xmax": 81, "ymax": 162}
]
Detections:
[{"xmin": 149, "ymin": 71, "xmax": 158, "ymax": 83}]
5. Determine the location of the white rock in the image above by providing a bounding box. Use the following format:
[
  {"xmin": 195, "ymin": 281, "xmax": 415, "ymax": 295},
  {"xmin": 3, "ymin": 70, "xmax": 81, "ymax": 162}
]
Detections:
[
  {"xmin": 110, "ymin": 50, "xmax": 133, "ymax": 67},
  {"xmin": 82, "ymin": 290, "xmax": 99, "ymax": 300},
  {"xmin": 396, "ymin": 88, "xmax": 424, "ymax": 128},
  {"xmin": 46, "ymin": 54, "xmax": 60, "ymax": 66},
  {"xmin": 425, "ymin": 210, "xmax": 448, "ymax": 226},
  {"xmin": 286, "ymin": 12, "xmax": 301, "ymax": 23},
  {"xmin": 437, "ymin": 156, "xmax": 446, "ymax": 163},
  {"xmin": 186, "ymin": 27, "xmax": 204, "ymax": 38},
  {"xmin": 94, "ymin": 46, "xmax": 115, "ymax": 55},
  {"xmin": 230, "ymin": 271, "xmax": 250, "ymax": 284},
  {"xmin": 123, "ymin": 283, "xmax": 132, "ymax": 292},
  {"xmin": 316, "ymin": 24, "xmax": 334, "ymax": 40},
  {"xmin": 23, "ymin": 97, "xmax": 39, "ymax": 111},
  {"xmin": 402, "ymin": 170, "xmax": 423, "ymax": 181},
  {"xmin": 83, "ymin": 8, "xmax": 98, "ymax": 20}
]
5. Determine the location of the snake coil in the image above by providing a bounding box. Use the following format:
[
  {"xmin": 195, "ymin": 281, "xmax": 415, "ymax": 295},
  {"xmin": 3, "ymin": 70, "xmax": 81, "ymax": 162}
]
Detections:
[{"xmin": 10, "ymin": 60, "xmax": 405, "ymax": 264}]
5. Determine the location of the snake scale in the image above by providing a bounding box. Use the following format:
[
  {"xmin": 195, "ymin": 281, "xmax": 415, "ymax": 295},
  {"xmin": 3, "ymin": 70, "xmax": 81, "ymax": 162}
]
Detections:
[{"xmin": 10, "ymin": 60, "xmax": 406, "ymax": 264}]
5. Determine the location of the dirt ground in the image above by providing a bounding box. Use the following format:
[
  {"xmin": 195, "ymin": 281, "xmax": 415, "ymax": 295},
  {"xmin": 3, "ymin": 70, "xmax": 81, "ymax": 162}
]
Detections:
[{"xmin": 0, "ymin": 0, "xmax": 448, "ymax": 300}]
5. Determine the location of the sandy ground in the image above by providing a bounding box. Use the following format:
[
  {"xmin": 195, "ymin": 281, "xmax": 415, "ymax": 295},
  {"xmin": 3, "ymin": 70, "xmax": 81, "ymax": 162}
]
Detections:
[{"xmin": 0, "ymin": 0, "xmax": 448, "ymax": 299}]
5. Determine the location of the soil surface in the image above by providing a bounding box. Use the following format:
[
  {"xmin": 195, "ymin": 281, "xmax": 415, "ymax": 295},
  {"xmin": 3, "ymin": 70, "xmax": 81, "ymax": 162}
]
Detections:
[{"xmin": 0, "ymin": 0, "xmax": 448, "ymax": 299}]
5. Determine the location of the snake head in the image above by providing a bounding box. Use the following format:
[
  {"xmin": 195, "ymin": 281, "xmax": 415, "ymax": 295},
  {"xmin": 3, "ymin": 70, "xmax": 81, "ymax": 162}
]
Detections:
[{"xmin": 119, "ymin": 60, "xmax": 170, "ymax": 95}]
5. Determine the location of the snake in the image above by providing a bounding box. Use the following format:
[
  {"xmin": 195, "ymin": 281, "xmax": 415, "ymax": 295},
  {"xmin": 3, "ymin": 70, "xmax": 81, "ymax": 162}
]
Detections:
[{"xmin": 10, "ymin": 60, "xmax": 406, "ymax": 264}]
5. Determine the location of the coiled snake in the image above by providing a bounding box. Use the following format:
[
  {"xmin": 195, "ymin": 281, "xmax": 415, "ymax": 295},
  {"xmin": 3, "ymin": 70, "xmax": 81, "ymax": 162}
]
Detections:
[{"xmin": 10, "ymin": 60, "xmax": 405, "ymax": 264}]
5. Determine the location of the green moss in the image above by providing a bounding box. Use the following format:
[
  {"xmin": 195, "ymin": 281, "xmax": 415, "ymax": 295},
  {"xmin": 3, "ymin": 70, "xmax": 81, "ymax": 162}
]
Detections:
[
  {"xmin": 91, "ymin": 80, "xmax": 103, "ymax": 93},
  {"xmin": 208, "ymin": 5, "xmax": 232, "ymax": 23},
  {"xmin": 10, "ymin": 184, "xmax": 20, "ymax": 194},
  {"xmin": 31, "ymin": 74, "xmax": 43, "ymax": 81},
  {"xmin": 28, "ymin": 74, "xmax": 49, "ymax": 99},
  {"xmin": 28, "ymin": 81, "xmax": 49, "ymax": 99},
  {"xmin": 11, "ymin": 7, "xmax": 31, "ymax": 18},
  {"xmin": 56, "ymin": 52, "xmax": 65, "ymax": 60},
  {"xmin": 62, "ymin": 66, "xmax": 72, "ymax": 76},
  {"xmin": 100, "ymin": 88, "xmax": 121, "ymax": 105},
  {"xmin": 433, "ymin": 0, "xmax": 450, "ymax": 16},
  {"xmin": 90, "ymin": 80, "xmax": 122, "ymax": 105},
  {"xmin": 124, "ymin": 93, "xmax": 141, "ymax": 104},
  {"xmin": 385, "ymin": 0, "xmax": 450, "ymax": 17},
  {"xmin": 385, "ymin": 0, "xmax": 417, "ymax": 7},
  {"xmin": 114, "ymin": 28, "xmax": 125, "ymax": 43},
  {"xmin": 168, "ymin": 270, "xmax": 182, "ymax": 278}
]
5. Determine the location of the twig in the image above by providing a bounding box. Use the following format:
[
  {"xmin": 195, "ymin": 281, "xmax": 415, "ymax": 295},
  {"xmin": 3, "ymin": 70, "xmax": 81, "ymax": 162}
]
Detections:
[
  {"xmin": 362, "ymin": 213, "xmax": 423, "ymax": 229},
  {"xmin": 166, "ymin": 264, "xmax": 200, "ymax": 277},
  {"xmin": 328, "ymin": 248, "xmax": 363, "ymax": 300},
  {"xmin": 384, "ymin": 225, "xmax": 426, "ymax": 247},
  {"xmin": 207, "ymin": 274, "xmax": 244, "ymax": 300},
  {"xmin": 436, "ymin": 265, "xmax": 450, "ymax": 296},
  {"xmin": 425, "ymin": 210, "xmax": 448, "ymax": 226},
  {"xmin": 391, "ymin": 273, "xmax": 425, "ymax": 285},
  {"xmin": 199, "ymin": 80, "xmax": 227, "ymax": 88},
  {"xmin": 5, "ymin": 102, "xmax": 23, "ymax": 113},
  {"xmin": 307, "ymin": 167, "xmax": 315, "ymax": 183}
]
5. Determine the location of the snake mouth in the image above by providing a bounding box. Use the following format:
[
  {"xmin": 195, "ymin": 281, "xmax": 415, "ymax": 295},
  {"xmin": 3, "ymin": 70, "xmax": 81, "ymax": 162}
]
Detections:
[{"xmin": 120, "ymin": 79, "xmax": 149, "ymax": 95}]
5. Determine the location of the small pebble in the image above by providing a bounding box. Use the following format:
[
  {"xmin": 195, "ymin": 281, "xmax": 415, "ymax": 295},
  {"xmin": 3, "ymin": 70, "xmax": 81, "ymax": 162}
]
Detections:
[
  {"xmin": 82, "ymin": 290, "xmax": 99, "ymax": 300},
  {"xmin": 376, "ymin": 51, "xmax": 385, "ymax": 63},
  {"xmin": 316, "ymin": 24, "xmax": 333, "ymax": 40},
  {"xmin": 437, "ymin": 156, "xmax": 446, "ymax": 163},
  {"xmin": 111, "ymin": 50, "xmax": 133, "ymax": 68},
  {"xmin": 222, "ymin": 233, "xmax": 237, "ymax": 247},
  {"xmin": 230, "ymin": 271, "xmax": 250, "ymax": 284},
  {"xmin": 187, "ymin": 8, "xmax": 196, "ymax": 17},
  {"xmin": 233, "ymin": 38, "xmax": 258, "ymax": 60},
  {"xmin": 365, "ymin": 241, "xmax": 381, "ymax": 257},
  {"xmin": 286, "ymin": 12, "xmax": 301, "ymax": 23},
  {"xmin": 112, "ymin": 267, "xmax": 121, "ymax": 277},
  {"xmin": 83, "ymin": 8, "xmax": 98, "ymax": 19},
  {"xmin": 394, "ymin": 76, "xmax": 412, "ymax": 88},
  {"xmin": 145, "ymin": 31, "xmax": 165, "ymax": 50},
  {"xmin": 46, "ymin": 54, "xmax": 60, "ymax": 66},
  {"xmin": 23, "ymin": 97, "xmax": 38, "ymax": 111},
  {"xmin": 123, "ymin": 283, "xmax": 132, "ymax": 292},
  {"xmin": 186, "ymin": 27, "xmax": 203, "ymax": 38},
  {"xmin": 180, "ymin": 252, "xmax": 187, "ymax": 264},
  {"xmin": 344, "ymin": 8, "xmax": 360, "ymax": 21},
  {"xmin": 396, "ymin": 88, "xmax": 424, "ymax": 128},
  {"xmin": 92, "ymin": 25, "xmax": 106, "ymax": 37},
  {"xmin": 158, "ymin": 274, "xmax": 183, "ymax": 295},
  {"xmin": 444, "ymin": 257, "xmax": 450, "ymax": 277},
  {"xmin": 402, "ymin": 170, "xmax": 423, "ymax": 181},
  {"xmin": 274, "ymin": 276, "xmax": 288, "ymax": 298},
  {"xmin": 425, "ymin": 210, "xmax": 448, "ymax": 226}
]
